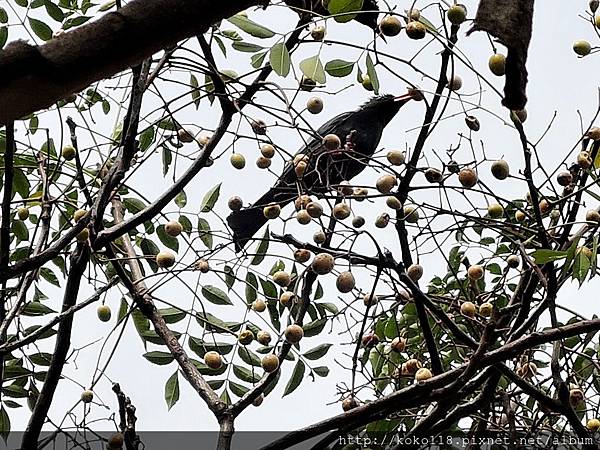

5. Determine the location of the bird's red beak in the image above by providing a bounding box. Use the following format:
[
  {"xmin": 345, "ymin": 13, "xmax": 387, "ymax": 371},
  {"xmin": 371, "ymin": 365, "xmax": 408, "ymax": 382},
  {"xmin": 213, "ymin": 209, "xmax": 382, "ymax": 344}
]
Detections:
[{"xmin": 394, "ymin": 92, "xmax": 414, "ymax": 102}]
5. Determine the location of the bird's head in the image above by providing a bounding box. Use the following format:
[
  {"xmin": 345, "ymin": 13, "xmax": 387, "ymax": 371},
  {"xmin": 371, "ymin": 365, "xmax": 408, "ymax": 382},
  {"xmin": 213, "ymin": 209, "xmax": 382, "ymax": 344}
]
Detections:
[{"xmin": 358, "ymin": 91, "xmax": 417, "ymax": 125}]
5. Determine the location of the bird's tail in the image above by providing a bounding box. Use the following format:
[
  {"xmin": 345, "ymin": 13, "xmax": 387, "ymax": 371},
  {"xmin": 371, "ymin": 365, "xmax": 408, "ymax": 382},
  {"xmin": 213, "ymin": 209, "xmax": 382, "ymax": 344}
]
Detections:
[{"xmin": 227, "ymin": 188, "xmax": 294, "ymax": 253}]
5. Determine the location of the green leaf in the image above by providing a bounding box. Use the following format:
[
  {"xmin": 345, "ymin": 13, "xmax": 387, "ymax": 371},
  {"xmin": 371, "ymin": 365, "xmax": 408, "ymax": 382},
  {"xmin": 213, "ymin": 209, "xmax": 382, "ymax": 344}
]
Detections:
[
  {"xmin": 28, "ymin": 17, "xmax": 52, "ymax": 41},
  {"xmin": 269, "ymin": 43, "xmax": 291, "ymax": 77},
  {"xmin": 14, "ymin": 0, "xmax": 28, "ymax": 6},
  {"xmin": 123, "ymin": 197, "xmax": 147, "ymax": 214},
  {"xmin": 365, "ymin": 54, "xmax": 379, "ymax": 95},
  {"xmin": 197, "ymin": 217, "xmax": 213, "ymax": 249},
  {"xmin": 303, "ymin": 343, "xmax": 332, "ymax": 360},
  {"xmin": 573, "ymin": 252, "xmax": 591, "ymax": 285},
  {"xmin": 238, "ymin": 347, "xmax": 261, "ymax": 367},
  {"xmin": 158, "ymin": 307, "xmax": 186, "ymax": 324},
  {"xmin": 22, "ymin": 301, "xmax": 56, "ymax": 316},
  {"xmin": 138, "ymin": 126, "xmax": 155, "ymax": 151},
  {"xmin": 11, "ymin": 220, "xmax": 28, "ymax": 242},
  {"xmin": 201, "ymin": 285, "xmax": 233, "ymax": 305},
  {"xmin": 190, "ymin": 74, "xmax": 201, "ymax": 109},
  {"xmin": 224, "ymin": 265, "xmax": 236, "ymax": 290},
  {"xmin": 227, "ymin": 15, "xmax": 275, "ymax": 39},
  {"xmin": 530, "ymin": 249, "xmax": 568, "ymax": 264},
  {"xmin": 28, "ymin": 352, "xmax": 53, "ymax": 366},
  {"xmin": 0, "ymin": 8, "xmax": 8, "ymax": 23},
  {"xmin": 233, "ymin": 364, "xmax": 261, "ymax": 383},
  {"xmin": 283, "ymin": 360, "xmax": 305, "ymax": 396},
  {"xmin": 98, "ymin": 0, "xmax": 116, "ymax": 11},
  {"xmin": 302, "ymin": 318, "xmax": 327, "ymax": 337},
  {"xmin": 251, "ymin": 227, "xmax": 269, "ymax": 265},
  {"xmin": 164, "ymin": 371, "xmax": 180, "ymax": 410},
  {"xmin": 0, "ymin": 407, "xmax": 9, "ymax": 443},
  {"xmin": 251, "ymin": 51, "xmax": 268, "ymax": 69},
  {"xmin": 232, "ymin": 41, "xmax": 265, "ymax": 53},
  {"xmin": 174, "ymin": 190, "xmax": 187, "ymax": 208},
  {"xmin": 162, "ymin": 146, "xmax": 172, "ymax": 175},
  {"xmin": 189, "ymin": 337, "xmax": 233, "ymax": 357},
  {"xmin": 325, "ymin": 59, "xmax": 355, "ymax": 78},
  {"xmin": 229, "ymin": 381, "xmax": 249, "ymax": 398},
  {"xmin": 200, "ymin": 183, "xmax": 221, "ymax": 212},
  {"xmin": 0, "ymin": 26, "xmax": 7, "ymax": 48},
  {"xmin": 328, "ymin": 0, "xmax": 364, "ymax": 23},
  {"xmin": 143, "ymin": 351, "xmax": 174, "ymax": 366},
  {"xmin": 245, "ymin": 272, "xmax": 258, "ymax": 304},
  {"xmin": 44, "ymin": 1, "xmax": 64, "ymax": 22},
  {"xmin": 299, "ymin": 55, "xmax": 326, "ymax": 84}
]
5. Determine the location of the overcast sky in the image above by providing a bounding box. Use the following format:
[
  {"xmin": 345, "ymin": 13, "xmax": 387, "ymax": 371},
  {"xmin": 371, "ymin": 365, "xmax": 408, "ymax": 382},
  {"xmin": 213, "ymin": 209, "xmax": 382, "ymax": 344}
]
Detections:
[{"xmin": 6, "ymin": 0, "xmax": 600, "ymax": 441}]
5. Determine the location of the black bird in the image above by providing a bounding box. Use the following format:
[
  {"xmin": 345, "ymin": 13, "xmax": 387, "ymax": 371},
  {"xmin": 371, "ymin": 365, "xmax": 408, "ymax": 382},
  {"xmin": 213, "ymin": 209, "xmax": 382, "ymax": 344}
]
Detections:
[
  {"xmin": 227, "ymin": 92, "xmax": 416, "ymax": 252},
  {"xmin": 285, "ymin": 0, "xmax": 380, "ymax": 30}
]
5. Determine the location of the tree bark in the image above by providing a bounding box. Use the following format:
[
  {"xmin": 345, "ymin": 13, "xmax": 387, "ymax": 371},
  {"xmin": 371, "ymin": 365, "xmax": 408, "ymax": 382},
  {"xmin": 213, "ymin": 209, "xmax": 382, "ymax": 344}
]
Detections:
[{"xmin": 0, "ymin": 0, "xmax": 264, "ymax": 125}]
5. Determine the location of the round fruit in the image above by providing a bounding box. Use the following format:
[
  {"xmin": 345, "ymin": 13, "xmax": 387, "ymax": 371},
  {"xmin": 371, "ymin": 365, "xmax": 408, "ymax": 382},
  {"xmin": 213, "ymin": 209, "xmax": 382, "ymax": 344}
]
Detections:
[
  {"xmin": 196, "ymin": 259, "xmax": 210, "ymax": 273},
  {"xmin": 379, "ymin": 16, "xmax": 402, "ymax": 36},
  {"xmin": 263, "ymin": 203, "xmax": 281, "ymax": 220},
  {"xmin": 342, "ymin": 397, "xmax": 358, "ymax": 411},
  {"xmin": 310, "ymin": 25, "xmax": 326, "ymax": 41},
  {"xmin": 587, "ymin": 418, "xmax": 600, "ymax": 431},
  {"xmin": 461, "ymin": 301, "xmax": 476, "ymax": 317},
  {"xmin": 300, "ymin": 76, "xmax": 316, "ymax": 91},
  {"xmin": 405, "ymin": 21, "xmax": 426, "ymax": 39},
  {"xmin": 156, "ymin": 251, "xmax": 176, "ymax": 268},
  {"xmin": 178, "ymin": 128, "xmax": 195, "ymax": 143},
  {"xmin": 230, "ymin": 153, "xmax": 246, "ymax": 170},
  {"xmin": 386, "ymin": 196, "xmax": 402, "ymax": 210},
  {"xmin": 588, "ymin": 127, "xmax": 600, "ymax": 140},
  {"xmin": 336, "ymin": 271, "xmax": 355, "ymax": 293},
  {"xmin": 408, "ymin": 8, "xmax": 421, "ymax": 20},
  {"xmin": 447, "ymin": 160, "xmax": 460, "ymax": 174},
  {"xmin": 407, "ymin": 264, "xmax": 423, "ymax": 282},
  {"xmin": 252, "ymin": 298, "xmax": 267, "ymax": 312},
  {"xmin": 458, "ymin": 168, "xmax": 478, "ymax": 188},
  {"xmin": 257, "ymin": 330, "xmax": 272, "ymax": 346},
  {"xmin": 295, "ymin": 210, "xmax": 310, "ymax": 225},
  {"xmin": 557, "ymin": 171, "xmax": 573, "ymax": 187},
  {"xmin": 337, "ymin": 180, "xmax": 353, "ymax": 196},
  {"xmin": 425, "ymin": 168, "xmax": 443, "ymax": 183},
  {"xmin": 391, "ymin": 336, "xmax": 406, "ymax": 353},
  {"xmin": 307, "ymin": 97, "xmax": 324, "ymax": 114},
  {"xmin": 204, "ymin": 351, "xmax": 223, "ymax": 369},
  {"xmin": 447, "ymin": 4, "xmax": 467, "ymax": 24},
  {"xmin": 361, "ymin": 75, "xmax": 374, "ymax": 91},
  {"xmin": 81, "ymin": 390, "xmax": 94, "ymax": 403},
  {"xmin": 108, "ymin": 433, "xmax": 124, "ymax": 448},
  {"xmin": 306, "ymin": 201, "xmax": 323, "ymax": 218},
  {"xmin": 517, "ymin": 361, "xmax": 537, "ymax": 378},
  {"xmin": 280, "ymin": 291, "xmax": 295, "ymax": 307},
  {"xmin": 386, "ymin": 150, "xmax": 405, "ymax": 166},
  {"xmin": 507, "ymin": 255, "xmax": 520, "ymax": 268},
  {"xmin": 578, "ymin": 151, "xmax": 592, "ymax": 169},
  {"xmin": 447, "ymin": 75, "xmax": 463, "ymax": 91},
  {"xmin": 573, "ymin": 40, "xmax": 592, "ymax": 56},
  {"xmin": 295, "ymin": 161, "xmax": 307, "ymax": 178},
  {"xmin": 479, "ymin": 302, "xmax": 493, "ymax": 317},
  {"xmin": 272, "ymin": 271, "xmax": 292, "ymax": 287},
  {"xmin": 570, "ymin": 388, "xmax": 584, "ymax": 405},
  {"xmin": 256, "ymin": 156, "xmax": 271, "ymax": 169},
  {"xmin": 228, "ymin": 196, "xmax": 243, "ymax": 211},
  {"xmin": 584, "ymin": 210, "xmax": 600, "ymax": 226},
  {"xmin": 363, "ymin": 293, "xmax": 378, "ymax": 307},
  {"xmin": 539, "ymin": 199, "xmax": 552, "ymax": 215},
  {"xmin": 488, "ymin": 53, "xmax": 506, "ymax": 76},
  {"xmin": 17, "ymin": 207, "xmax": 29, "ymax": 221},
  {"xmin": 285, "ymin": 324, "xmax": 304, "ymax": 343},
  {"xmin": 362, "ymin": 332, "xmax": 379, "ymax": 347},
  {"xmin": 261, "ymin": 354, "xmax": 280, "ymax": 373},
  {"xmin": 61, "ymin": 145, "xmax": 76, "ymax": 160},
  {"xmin": 515, "ymin": 210, "xmax": 526, "ymax": 222},
  {"xmin": 261, "ymin": 144, "xmax": 275, "ymax": 158},
  {"xmin": 252, "ymin": 394, "xmax": 264, "ymax": 407},
  {"xmin": 76, "ymin": 228, "xmax": 90, "ymax": 242},
  {"xmin": 251, "ymin": 120, "xmax": 268, "ymax": 135},
  {"xmin": 312, "ymin": 253, "xmax": 335, "ymax": 275},
  {"xmin": 415, "ymin": 367, "xmax": 433, "ymax": 381},
  {"xmin": 73, "ymin": 209, "xmax": 87, "ymax": 222},
  {"xmin": 294, "ymin": 193, "xmax": 311, "ymax": 210},
  {"xmin": 465, "ymin": 115, "xmax": 480, "ymax": 131},
  {"xmin": 491, "ymin": 160, "xmax": 510, "ymax": 180},
  {"xmin": 294, "ymin": 249, "xmax": 311, "ymax": 263},
  {"xmin": 402, "ymin": 359, "xmax": 422, "ymax": 375},
  {"xmin": 375, "ymin": 213, "xmax": 390, "ymax": 228},
  {"xmin": 352, "ymin": 216, "xmax": 365, "ymax": 228},
  {"xmin": 197, "ymin": 134, "xmax": 211, "ymax": 146},
  {"xmin": 488, "ymin": 203, "xmax": 504, "ymax": 219},
  {"xmin": 97, "ymin": 305, "xmax": 112, "ymax": 322},
  {"xmin": 376, "ymin": 175, "xmax": 397, "ymax": 194},
  {"xmin": 467, "ymin": 264, "xmax": 484, "ymax": 280},
  {"xmin": 513, "ymin": 108, "xmax": 528, "ymax": 123},
  {"xmin": 164, "ymin": 220, "xmax": 183, "ymax": 237},
  {"xmin": 322, "ymin": 134, "xmax": 341, "ymax": 150},
  {"xmin": 313, "ymin": 230, "xmax": 326, "ymax": 244},
  {"xmin": 403, "ymin": 206, "xmax": 419, "ymax": 223},
  {"xmin": 238, "ymin": 330, "xmax": 254, "ymax": 345},
  {"xmin": 333, "ymin": 203, "xmax": 351, "ymax": 220}
]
